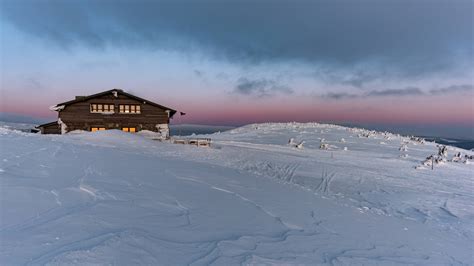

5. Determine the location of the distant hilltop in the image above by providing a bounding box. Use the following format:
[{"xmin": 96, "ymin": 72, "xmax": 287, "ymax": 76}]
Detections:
[{"xmin": 0, "ymin": 112, "xmax": 50, "ymax": 124}]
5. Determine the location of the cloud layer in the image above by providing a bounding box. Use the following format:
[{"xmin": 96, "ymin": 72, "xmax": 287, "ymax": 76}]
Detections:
[
  {"xmin": 1, "ymin": 0, "xmax": 472, "ymax": 73},
  {"xmin": 321, "ymin": 84, "xmax": 474, "ymax": 100},
  {"xmin": 234, "ymin": 78, "xmax": 293, "ymax": 98}
]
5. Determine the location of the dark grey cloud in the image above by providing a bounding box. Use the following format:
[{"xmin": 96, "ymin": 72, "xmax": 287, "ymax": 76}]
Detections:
[
  {"xmin": 429, "ymin": 84, "xmax": 473, "ymax": 95},
  {"xmin": 322, "ymin": 87, "xmax": 423, "ymax": 99},
  {"xmin": 234, "ymin": 78, "xmax": 293, "ymax": 98},
  {"xmin": 1, "ymin": 0, "xmax": 472, "ymax": 75},
  {"xmin": 25, "ymin": 77, "xmax": 44, "ymax": 90},
  {"xmin": 321, "ymin": 84, "xmax": 473, "ymax": 100},
  {"xmin": 367, "ymin": 87, "xmax": 424, "ymax": 97},
  {"xmin": 342, "ymin": 71, "xmax": 379, "ymax": 89},
  {"xmin": 321, "ymin": 92, "xmax": 359, "ymax": 100},
  {"xmin": 193, "ymin": 70, "xmax": 204, "ymax": 77}
]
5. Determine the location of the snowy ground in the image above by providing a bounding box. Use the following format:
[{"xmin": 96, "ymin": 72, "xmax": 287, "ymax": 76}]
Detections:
[{"xmin": 0, "ymin": 122, "xmax": 473, "ymax": 265}]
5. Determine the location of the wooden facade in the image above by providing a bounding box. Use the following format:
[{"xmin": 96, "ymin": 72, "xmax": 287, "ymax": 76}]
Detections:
[
  {"xmin": 37, "ymin": 89, "xmax": 177, "ymax": 135},
  {"xmin": 37, "ymin": 121, "xmax": 61, "ymax": 134}
]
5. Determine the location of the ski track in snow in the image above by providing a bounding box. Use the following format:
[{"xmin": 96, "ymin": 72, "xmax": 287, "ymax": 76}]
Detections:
[{"xmin": 1, "ymin": 122, "xmax": 473, "ymax": 265}]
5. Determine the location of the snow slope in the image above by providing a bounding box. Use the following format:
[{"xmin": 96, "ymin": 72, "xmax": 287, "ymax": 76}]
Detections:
[{"xmin": 0, "ymin": 123, "xmax": 473, "ymax": 265}]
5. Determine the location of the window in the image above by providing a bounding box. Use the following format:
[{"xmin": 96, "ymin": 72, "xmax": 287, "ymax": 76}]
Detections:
[
  {"xmin": 91, "ymin": 104, "xmax": 114, "ymax": 113},
  {"xmin": 122, "ymin": 127, "xmax": 137, "ymax": 133},
  {"xmin": 104, "ymin": 104, "xmax": 114, "ymax": 113},
  {"xmin": 91, "ymin": 127, "xmax": 106, "ymax": 132},
  {"xmin": 119, "ymin": 104, "xmax": 141, "ymax": 114}
]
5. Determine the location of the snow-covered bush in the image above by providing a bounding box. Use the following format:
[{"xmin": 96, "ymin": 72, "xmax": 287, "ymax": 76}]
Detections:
[
  {"xmin": 296, "ymin": 141, "xmax": 305, "ymax": 149},
  {"xmin": 452, "ymin": 152, "xmax": 462, "ymax": 163},
  {"xmin": 288, "ymin": 138, "xmax": 296, "ymax": 146},
  {"xmin": 410, "ymin": 136, "xmax": 425, "ymax": 144},
  {"xmin": 421, "ymin": 154, "xmax": 447, "ymax": 168},
  {"xmin": 438, "ymin": 145, "xmax": 448, "ymax": 158},
  {"xmin": 399, "ymin": 144, "xmax": 408, "ymax": 152}
]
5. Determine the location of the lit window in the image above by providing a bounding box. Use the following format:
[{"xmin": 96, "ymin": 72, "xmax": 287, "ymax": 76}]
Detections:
[
  {"xmin": 90, "ymin": 104, "xmax": 115, "ymax": 113},
  {"xmin": 119, "ymin": 104, "xmax": 141, "ymax": 114},
  {"xmin": 122, "ymin": 127, "xmax": 136, "ymax": 133},
  {"xmin": 91, "ymin": 127, "xmax": 106, "ymax": 132}
]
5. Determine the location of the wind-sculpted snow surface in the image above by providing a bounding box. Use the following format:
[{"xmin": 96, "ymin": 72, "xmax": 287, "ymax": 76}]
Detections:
[{"xmin": 0, "ymin": 123, "xmax": 473, "ymax": 265}]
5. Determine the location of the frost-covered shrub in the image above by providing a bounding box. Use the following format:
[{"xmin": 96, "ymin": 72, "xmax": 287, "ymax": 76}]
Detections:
[
  {"xmin": 421, "ymin": 154, "xmax": 447, "ymax": 168},
  {"xmin": 296, "ymin": 141, "xmax": 305, "ymax": 149},
  {"xmin": 438, "ymin": 146, "xmax": 448, "ymax": 158},
  {"xmin": 288, "ymin": 138, "xmax": 296, "ymax": 145},
  {"xmin": 399, "ymin": 144, "xmax": 408, "ymax": 152},
  {"xmin": 410, "ymin": 136, "xmax": 425, "ymax": 144},
  {"xmin": 452, "ymin": 152, "xmax": 462, "ymax": 163},
  {"xmin": 320, "ymin": 143, "xmax": 329, "ymax": 150}
]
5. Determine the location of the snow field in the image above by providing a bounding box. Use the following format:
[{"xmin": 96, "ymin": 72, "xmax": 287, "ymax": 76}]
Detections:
[{"xmin": 1, "ymin": 122, "xmax": 473, "ymax": 265}]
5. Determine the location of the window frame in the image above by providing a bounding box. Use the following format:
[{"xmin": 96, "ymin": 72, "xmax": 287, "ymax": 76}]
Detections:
[
  {"xmin": 90, "ymin": 103, "xmax": 115, "ymax": 114},
  {"xmin": 119, "ymin": 104, "xmax": 141, "ymax": 114}
]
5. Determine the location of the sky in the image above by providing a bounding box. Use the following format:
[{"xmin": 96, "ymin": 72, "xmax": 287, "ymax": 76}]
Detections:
[{"xmin": 0, "ymin": 0, "xmax": 473, "ymax": 138}]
